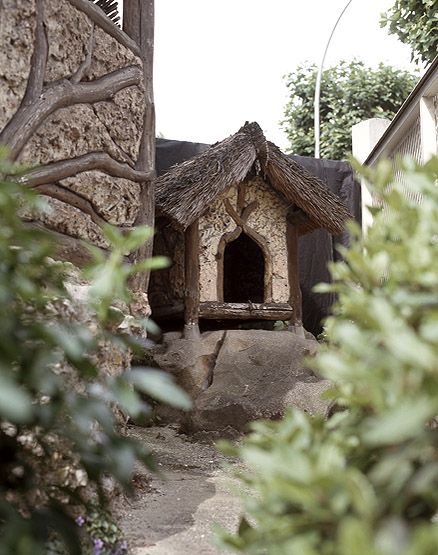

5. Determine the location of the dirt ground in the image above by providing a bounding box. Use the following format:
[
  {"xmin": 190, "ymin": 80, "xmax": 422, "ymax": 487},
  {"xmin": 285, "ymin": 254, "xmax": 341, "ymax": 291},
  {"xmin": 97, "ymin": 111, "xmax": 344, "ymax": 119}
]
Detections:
[{"xmin": 113, "ymin": 426, "xmax": 243, "ymax": 555}]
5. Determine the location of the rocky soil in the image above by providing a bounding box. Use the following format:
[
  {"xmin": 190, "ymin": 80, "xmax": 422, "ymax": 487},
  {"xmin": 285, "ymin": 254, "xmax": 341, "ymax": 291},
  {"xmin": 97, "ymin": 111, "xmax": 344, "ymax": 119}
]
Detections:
[
  {"xmin": 113, "ymin": 329, "xmax": 332, "ymax": 553},
  {"xmin": 152, "ymin": 329, "xmax": 332, "ymax": 434}
]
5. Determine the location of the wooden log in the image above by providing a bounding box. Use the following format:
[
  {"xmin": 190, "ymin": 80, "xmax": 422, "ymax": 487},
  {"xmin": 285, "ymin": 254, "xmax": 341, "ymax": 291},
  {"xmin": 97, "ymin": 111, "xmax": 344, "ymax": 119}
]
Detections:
[
  {"xmin": 287, "ymin": 220, "xmax": 303, "ymax": 332},
  {"xmin": 151, "ymin": 302, "xmax": 184, "ymax": 320},
  {"xmin": 184, "ymin": 220, "xmax": 200, "ymax": 338},
  {"xmin": 68, "ymin": 0, "xmax": 141, "ymax": 57},
  {"xmin": 0, "ymin": 66, "xmax": 142, "ymax": 161},
  {"xmin": 24, "ymin": 223, "xmax": 130, "ymax": 267},
  {"xmin": 199, "ymin": 302, "xmax": 293, "ymax": 321},
  {"xmin": 17, "ymin": 152, "xmax": 152, "ymax": 188},
  {"xmin": 125, "ymin": 0, "xmax": 156, "ymax": 295}
]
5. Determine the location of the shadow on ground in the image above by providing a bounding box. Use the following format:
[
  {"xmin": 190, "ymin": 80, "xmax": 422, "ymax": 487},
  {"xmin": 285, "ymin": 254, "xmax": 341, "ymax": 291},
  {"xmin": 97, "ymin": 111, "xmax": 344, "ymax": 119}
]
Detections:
[{"xmin": 113, "ymin": 426, "xmax": 242, "ymax": 555}]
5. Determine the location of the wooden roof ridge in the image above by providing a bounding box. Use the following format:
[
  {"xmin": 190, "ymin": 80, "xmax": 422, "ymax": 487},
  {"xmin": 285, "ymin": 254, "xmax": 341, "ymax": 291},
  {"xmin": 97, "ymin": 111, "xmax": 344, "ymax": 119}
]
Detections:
[{"xmin": 155, "ymin": 122, "xmax": 352, "ymax": 234}]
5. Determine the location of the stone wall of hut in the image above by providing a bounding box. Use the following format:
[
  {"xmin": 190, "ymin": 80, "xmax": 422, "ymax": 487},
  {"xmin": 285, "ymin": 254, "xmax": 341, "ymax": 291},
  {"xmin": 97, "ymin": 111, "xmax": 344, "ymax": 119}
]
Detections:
[
  {"xmin": 149, "ymin": 217, "xmax": 185, "ymax": 311},
  {"xmin": 0, "ymin": 0, "xmax": 144, "ymax": 251},
  {"xmin": 198, "ymin": 177, "xmax": 290, "ymax": 304}
]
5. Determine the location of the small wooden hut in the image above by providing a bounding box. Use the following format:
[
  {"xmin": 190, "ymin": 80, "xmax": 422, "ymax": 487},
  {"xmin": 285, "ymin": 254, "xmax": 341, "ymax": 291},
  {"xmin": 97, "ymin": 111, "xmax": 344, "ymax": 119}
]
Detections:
[{"xmin": 152, "ymin": 122, "xmax": 351, "ymax": 338}]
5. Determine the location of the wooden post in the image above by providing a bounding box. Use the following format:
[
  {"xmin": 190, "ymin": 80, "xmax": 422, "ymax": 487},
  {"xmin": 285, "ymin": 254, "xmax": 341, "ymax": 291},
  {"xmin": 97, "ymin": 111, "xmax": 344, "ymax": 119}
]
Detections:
[
  {"xmin": 286, "ymin": 220, "xmax": 304, "ymax": 337},
  {"xmin": 184, "ymin": 220, "xmax": 200, "ymax": 340},
  {"xmin": 125, "ymin": 0, "xmax": 156, "ymax": 296},
  {"xmin": 123, "ymin": 0, "xmax": 141, "ymax": 44}
]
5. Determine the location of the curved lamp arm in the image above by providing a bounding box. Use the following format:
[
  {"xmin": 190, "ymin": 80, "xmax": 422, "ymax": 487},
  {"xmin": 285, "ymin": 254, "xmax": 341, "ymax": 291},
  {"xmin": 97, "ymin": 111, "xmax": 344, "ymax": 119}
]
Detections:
[{"xmin": 314, "ymin": 0, "xmax": 354, "ymax": 158}]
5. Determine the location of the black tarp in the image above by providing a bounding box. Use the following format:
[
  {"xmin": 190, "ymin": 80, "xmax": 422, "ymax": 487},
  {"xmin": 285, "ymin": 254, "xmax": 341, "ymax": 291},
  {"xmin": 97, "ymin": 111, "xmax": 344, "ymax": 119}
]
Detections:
[{"xmin": 156, "ymin": 139, "xmax": 361, "ymax": 337}]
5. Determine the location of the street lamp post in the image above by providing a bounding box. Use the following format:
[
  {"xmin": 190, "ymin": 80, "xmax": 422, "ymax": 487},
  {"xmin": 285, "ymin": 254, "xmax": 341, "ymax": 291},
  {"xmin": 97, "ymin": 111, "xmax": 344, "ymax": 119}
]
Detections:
[{"xmin": 314, "ymin": 0, "xmax": 354, "ymax": 158}]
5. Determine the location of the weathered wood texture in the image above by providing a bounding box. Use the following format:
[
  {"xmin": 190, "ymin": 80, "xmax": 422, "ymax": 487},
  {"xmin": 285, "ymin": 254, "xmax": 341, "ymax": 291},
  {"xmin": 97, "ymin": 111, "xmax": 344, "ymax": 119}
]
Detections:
[
  {"xmin": 199, "ymin": 302, "xmax": 293, "ymax": 321},
  {"xmin": 152, "ymin": 302, "xmax": 184, "ymax": 320},
  {"xmin": 69, "ymin": 0, "xmax": 140, "ymax": 56},
  {"xmin": 25, "ymin": 223, "xmax": 129, "ymax": 267},
  {"xmin": 184, "ymin": 221, "xmax": 200, "ymax": 336},
  {"xmin": 286, "ymin": 221, "xmax": 302, "ymax": 325},
  {"xmin": 125, "ymin": 0, "xmax": 156, "ymax": 293},
  {"xmin": 17, "ymin": 152, "xmax": 152, "ymax": 187},
  {"xmin": 35, "ymin": 183, "xmax": 109, "ymax": 228},
  {"xmin": 1, "ymin": 64, "xmax": 142, "ymax": 161}
]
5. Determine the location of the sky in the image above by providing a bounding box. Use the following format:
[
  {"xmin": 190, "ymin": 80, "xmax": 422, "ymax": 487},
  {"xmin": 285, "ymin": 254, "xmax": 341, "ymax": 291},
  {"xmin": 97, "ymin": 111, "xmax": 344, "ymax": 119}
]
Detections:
[{"xmin": 121, "ymin": 1, "xmax": 419, "ymax": 150}]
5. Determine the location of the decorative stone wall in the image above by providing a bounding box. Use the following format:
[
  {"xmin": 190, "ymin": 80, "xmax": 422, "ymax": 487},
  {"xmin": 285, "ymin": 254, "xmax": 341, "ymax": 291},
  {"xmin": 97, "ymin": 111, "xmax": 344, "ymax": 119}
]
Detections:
[
  {"xmin": 198, "ymin": 177, "xmax": 290, "ymax": 304},
  {"xmin": 0, "ymin": 0, "xmax": 145, "ymax": 250}
]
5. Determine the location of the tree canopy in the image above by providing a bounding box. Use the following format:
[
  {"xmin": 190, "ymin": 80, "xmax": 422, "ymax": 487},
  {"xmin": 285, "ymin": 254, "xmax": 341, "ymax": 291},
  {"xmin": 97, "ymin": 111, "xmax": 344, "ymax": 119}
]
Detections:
[
  {"xmin": 282, "ymin": 60, "xmax": 418, "ymax": 160},
  {"xmin": 381, "ymin": 0, "xmax": 438, "ymax": 65}
]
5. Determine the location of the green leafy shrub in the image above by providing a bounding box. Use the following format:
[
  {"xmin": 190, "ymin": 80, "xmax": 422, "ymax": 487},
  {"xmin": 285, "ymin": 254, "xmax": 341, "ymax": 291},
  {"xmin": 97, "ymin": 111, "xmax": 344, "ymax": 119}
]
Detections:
[
  {"xmin": 0, "ymin": 158, "xmax": 191, "ymax": 555},
  {"xmin": 217, "ymin": 157, "xmax": 438, "ymax": 554}
]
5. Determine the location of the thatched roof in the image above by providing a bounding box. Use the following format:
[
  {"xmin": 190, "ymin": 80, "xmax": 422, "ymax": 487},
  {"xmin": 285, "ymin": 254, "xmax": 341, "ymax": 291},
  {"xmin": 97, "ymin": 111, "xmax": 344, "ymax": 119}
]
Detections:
[{"xmin": 155, "ymin": 122, "xmax": 352, "ymax": 235}]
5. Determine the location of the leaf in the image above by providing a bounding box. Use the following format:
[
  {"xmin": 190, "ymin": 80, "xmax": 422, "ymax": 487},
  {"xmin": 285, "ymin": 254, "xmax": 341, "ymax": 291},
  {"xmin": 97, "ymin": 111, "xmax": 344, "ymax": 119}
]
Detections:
[
  {"xmin": 362, "ymin": 399, "xmax": 436, "ymax": 446},
  {"xmin": 112, "ymin": 378, "xmax": 145, "ymax": 418},
  {"xmin": 0, "ymin": 373, "xmax": 32, "ymax": 423},
  {"xmin": 128, "ymin": 368, "xmax": 192, "ymax": 410},
  {"xmin": 132, "ymin": 256, "xmax": 170, "ymax": 272}
]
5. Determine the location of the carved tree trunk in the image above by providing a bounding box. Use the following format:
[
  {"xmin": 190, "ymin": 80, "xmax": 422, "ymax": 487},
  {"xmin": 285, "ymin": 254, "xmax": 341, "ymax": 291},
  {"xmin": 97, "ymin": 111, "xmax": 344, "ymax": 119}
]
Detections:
[
  {"xmin": 0, "ymin": 0, "xmax": 155, "ymax": 317},
  {"xmin": 124, "ymin": 0, "xmax": 156, "ymax": 295}
]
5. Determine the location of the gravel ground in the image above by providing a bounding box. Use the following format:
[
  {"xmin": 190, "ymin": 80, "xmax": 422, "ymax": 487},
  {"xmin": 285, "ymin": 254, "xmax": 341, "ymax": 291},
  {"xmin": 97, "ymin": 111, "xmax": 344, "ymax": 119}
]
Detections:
[{"xmin": 113, "ymin": 426, "xmax": 243, "ymax": 555}]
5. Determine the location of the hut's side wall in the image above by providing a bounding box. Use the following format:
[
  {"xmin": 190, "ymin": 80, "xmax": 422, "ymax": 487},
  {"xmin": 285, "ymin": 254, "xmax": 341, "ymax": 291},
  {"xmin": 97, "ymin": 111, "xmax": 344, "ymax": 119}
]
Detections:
[
  {"xmin": 149, "ymin": 218, "xmax": 185, "ymax": 311},
  {"xmin": 199, "ymin": 186, "xmax": 236, "ymax": 302},
  {"xmin": 198, "ymin": 177, "xmax": 289, "ymax": 304}
]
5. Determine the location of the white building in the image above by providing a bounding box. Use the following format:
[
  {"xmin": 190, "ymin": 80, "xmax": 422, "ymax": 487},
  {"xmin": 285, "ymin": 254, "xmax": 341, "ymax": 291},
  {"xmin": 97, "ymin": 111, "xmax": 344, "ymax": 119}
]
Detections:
[{"xmin": 352, "ymin": 56, "xmax": 438, "ymax": 232}]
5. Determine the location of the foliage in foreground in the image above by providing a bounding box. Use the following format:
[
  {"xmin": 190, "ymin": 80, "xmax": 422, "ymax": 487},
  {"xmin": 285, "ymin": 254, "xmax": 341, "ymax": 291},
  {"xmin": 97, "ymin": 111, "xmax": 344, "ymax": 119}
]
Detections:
[
  {"xmin": 282, "ymin": 60, "xmax": 417, "ymax": 160},
  {"xmin": 218, "ymin": 157, "xmax": 438, "ymax": 554},
  {"xmin": 0, "ymin": 159, "xmax": 191, "ymax": 555},
  {"xmin": 381, "ymin": 1, "xmax": 437, "ymax": 65}
]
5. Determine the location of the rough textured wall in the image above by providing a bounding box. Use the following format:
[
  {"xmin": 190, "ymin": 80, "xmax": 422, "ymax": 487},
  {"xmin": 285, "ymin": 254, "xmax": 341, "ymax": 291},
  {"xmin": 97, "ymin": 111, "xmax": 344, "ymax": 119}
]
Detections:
[
  {"xmin": 149, "ymin": 218, "xmax": 185, "ymax": 310},
  {"xmin": 0, "ymin": 0, "xmax": 35, "ymax": 129},
  {"xmin": 199, "ymin": 186, "xmax": 236, "ymax": 302},
  {"xmin": 198, "ymin": 177, "xmax": 289, "ymax": 303},
  {"xmin": 0, "ymin": 0, "xmax": 144, "ymax": 249}
]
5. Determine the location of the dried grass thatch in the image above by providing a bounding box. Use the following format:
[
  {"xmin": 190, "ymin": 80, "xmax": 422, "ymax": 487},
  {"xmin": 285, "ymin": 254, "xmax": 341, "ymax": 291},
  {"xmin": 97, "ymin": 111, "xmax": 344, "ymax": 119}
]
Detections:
[
  {"xmin": 155, "ymin": 122, "xmax": 352, "ymax": 235},
  {"xmin": 91, "ymin": 0, "xmax": 120, "ymax": 25}
]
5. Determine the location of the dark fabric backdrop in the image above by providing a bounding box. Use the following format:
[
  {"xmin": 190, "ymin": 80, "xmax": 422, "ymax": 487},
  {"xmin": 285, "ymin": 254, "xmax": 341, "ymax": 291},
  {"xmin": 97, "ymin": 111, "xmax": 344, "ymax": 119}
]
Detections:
[{"xmin": 156, "ymin": 139, "xmax": 361, "ymax": 336}]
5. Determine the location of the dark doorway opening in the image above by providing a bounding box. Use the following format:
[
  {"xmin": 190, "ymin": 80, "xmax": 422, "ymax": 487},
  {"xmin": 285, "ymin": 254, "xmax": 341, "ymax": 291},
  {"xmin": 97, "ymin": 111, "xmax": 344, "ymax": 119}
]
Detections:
[{"xmin": 223, "ymin": 233, "xmax": 265, "ymax": 303}]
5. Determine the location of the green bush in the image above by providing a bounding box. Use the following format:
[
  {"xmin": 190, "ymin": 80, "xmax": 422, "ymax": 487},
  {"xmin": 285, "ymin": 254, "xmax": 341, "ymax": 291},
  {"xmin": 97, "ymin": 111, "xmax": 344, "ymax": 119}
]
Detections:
[
  {"xmin": 217, "ymin": 157, "xmax": 438, "ymax": 555},
  {"xmin": 0, "ymin": 157, "xmax": 191, "ymax": 555}
]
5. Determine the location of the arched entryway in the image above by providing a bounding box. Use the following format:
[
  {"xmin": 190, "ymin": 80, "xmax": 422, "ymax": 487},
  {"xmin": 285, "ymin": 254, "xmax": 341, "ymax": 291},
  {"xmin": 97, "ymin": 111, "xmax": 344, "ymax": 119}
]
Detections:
[{"xmin": 223, "ymin": 232, "xmax": 265, "ymax": 303}]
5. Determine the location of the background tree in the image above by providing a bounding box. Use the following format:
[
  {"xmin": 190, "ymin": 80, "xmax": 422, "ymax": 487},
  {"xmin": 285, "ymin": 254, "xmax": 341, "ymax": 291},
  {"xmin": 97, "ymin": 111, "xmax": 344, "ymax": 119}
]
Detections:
[
  {"xmin": 381, "ymin": 0, "xmax": 437, "ymax": 65},
  {"xmin": 282, "ymin": 60, "xmax": 417, "ymax": 160}
]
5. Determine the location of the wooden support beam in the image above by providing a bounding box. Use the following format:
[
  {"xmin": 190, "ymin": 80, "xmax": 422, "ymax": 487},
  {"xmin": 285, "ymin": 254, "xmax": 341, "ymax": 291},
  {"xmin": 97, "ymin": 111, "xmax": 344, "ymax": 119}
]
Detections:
[
  {"xmin": 287, "ymin": 220, "xmax": 304, "ymax": 336},
  {"xmin": 199, "ymin": 302, "xmax": 293, "ymax": 321},
  {"xmin": 24, "ymin": 223, "xmax": 130, "ymax": 267},
  {"xmin": 151, "ymin": 302, "xmax": 184, "ymax": 320},
  {"xmin": 68, "ymin": 0, "xmax": 141, "ymax": 57},
  {"xmin": 184, "ymin": 220, "xmax": 200, "ymax": 339},
  {"xmin": 125, "ymin": 0, "xmax": 156, "ymax": 296}
]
